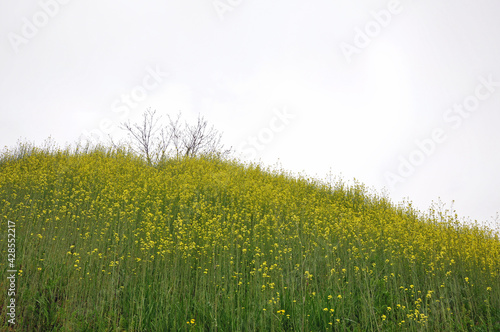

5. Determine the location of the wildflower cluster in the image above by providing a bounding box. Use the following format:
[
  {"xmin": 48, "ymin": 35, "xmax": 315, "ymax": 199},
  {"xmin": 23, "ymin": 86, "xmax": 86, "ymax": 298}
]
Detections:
[{"xmin": 0, "ymin": 143, "xmax": 499, "ymax": 330}]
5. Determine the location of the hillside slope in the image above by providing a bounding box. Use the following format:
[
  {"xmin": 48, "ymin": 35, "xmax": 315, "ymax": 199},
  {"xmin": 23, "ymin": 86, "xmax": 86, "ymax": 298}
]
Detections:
[{"xmin": 1, "ymin": 146, "xmax": 499, "ymax": 331}]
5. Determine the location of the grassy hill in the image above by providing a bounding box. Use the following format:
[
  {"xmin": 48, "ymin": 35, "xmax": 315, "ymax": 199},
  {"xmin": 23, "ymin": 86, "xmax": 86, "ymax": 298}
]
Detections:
[{"xmin": 0, "ymin": 143, "xmax": 499, "ymax": 331}]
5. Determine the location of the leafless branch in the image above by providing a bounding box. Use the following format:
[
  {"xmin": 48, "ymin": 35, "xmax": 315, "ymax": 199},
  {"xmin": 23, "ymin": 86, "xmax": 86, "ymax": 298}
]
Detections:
[{"xmin": 120, "ymin": 108, "xmax": 232, "ymax": 165}]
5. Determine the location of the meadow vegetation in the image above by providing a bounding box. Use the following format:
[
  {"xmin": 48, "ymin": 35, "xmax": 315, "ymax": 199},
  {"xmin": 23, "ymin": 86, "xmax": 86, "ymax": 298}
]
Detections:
[{"xmin": 0, "ymin": 141, "xmax": 499, "ymax": 331}]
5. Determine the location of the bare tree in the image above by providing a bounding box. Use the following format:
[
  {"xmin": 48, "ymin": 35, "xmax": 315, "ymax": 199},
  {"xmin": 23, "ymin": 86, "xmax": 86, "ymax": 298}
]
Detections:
[
  {"xmin": 121, "ymin": 108, "xmax": 231, "ymax": 165},
  {"xmin": 182, "ymin": 114, "xmax": 229, "ymax": 158},
  {"xmin": 121, "ymin": 108, "xmax": 162, "ymax": 164}
]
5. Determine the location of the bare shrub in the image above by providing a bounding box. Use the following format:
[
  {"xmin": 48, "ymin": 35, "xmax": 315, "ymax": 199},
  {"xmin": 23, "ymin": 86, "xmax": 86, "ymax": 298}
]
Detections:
[{"xmin": 121, "ymin": 108, "xmax": 231, "ymax": 165}]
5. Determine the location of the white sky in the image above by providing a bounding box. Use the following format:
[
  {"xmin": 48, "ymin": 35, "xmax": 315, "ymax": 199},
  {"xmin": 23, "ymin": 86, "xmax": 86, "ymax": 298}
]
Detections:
[{"xmin": 1, "ymin": 0, "xmax": 499, "ymax": 226}]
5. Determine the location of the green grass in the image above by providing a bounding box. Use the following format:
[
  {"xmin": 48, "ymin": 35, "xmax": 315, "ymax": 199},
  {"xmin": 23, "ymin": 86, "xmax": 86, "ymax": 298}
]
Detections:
[{"xmin": 0, "ymin": 141, "xmax": 499, "ymax": 331}]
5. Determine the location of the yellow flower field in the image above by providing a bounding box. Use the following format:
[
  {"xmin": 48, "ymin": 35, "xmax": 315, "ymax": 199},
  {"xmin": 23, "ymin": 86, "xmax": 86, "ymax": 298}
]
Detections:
[{"xmin": 0, "ymin": 143, "xmax": 499, "ymax": 331}]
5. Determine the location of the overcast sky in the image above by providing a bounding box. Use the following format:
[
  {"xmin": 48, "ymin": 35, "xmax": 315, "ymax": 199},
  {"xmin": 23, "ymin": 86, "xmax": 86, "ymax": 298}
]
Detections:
[{"xmin": 1, "ymin": 0, "xmax": 499, "ymax": 227}]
